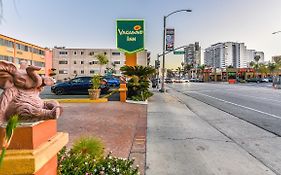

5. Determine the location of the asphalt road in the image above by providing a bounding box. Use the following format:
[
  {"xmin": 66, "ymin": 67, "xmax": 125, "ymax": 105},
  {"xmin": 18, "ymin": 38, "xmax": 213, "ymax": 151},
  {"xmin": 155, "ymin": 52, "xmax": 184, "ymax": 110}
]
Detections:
[{"xmin": 168, "ymin": 82, "xmax": 281, "ymax": 136}]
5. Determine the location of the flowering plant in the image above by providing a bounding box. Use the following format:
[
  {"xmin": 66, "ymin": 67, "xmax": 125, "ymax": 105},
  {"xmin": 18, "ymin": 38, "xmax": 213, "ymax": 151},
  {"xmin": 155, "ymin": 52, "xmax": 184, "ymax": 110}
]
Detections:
[{"xmin": 57, "ymin": 137, "xmax": 140, "ymax": 175}]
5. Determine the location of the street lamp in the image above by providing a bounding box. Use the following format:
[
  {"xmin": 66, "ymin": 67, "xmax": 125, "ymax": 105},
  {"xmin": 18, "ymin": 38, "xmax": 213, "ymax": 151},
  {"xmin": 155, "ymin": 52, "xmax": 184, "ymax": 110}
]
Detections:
[{"xmin": 160, "ymin": 9, "xmax": 192, "ymax": 92}]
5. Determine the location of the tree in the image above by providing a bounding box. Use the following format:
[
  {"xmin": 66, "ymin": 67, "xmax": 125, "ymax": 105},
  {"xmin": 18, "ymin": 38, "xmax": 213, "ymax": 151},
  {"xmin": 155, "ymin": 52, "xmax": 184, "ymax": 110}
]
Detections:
[
  {"xmin": 176, "ymin": 67, "xmax": 182, "ymax": 78},
  {"xmin": 250, "ymin": 61, "xmax": 259, "ymax": 78},
  {"xmin": 183, "ymin": 64, "xmax": 192, "ymax": 78},
  {"xmin": 268, "ymin": 62, "xmax": 277, "ymax": 76},
  {"xmin": 111, "ymin": 62, "xmax": 117, "ymax": 74},
  {"xmin": 120, "ymin": 65, "xmax": 156, "ymax": 101},
  {"xmin": 95, "ymin": 54, "xmax": 109, "ymax": 74},
  {"xmin": 197, "ymin": 64, "xmax": 206, "ymax": 80},
  {"xmin": 273, "ymin": 57, "xmax": 281, "ymax": 65},
  {"xmin": 258, "ymin": 63, "xmax": 269, "ymax": 78},
  {"xmin": 166, "ymin": 69, "xmax": 175, "ymax": 78},
  {"xmin": 254, "ymin": 55, "xmax": 261, "ymax": 63}
]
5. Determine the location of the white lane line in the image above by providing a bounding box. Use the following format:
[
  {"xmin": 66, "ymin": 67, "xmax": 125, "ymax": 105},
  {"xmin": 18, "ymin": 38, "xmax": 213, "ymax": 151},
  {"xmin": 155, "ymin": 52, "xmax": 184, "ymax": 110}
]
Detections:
[
  {"xmin": 189, "ymin": 91, "xmax": 281, "ymax": 120},
  {"xmin": 229, "ymin": 93, "xmax": 281, "ymax": 103}
]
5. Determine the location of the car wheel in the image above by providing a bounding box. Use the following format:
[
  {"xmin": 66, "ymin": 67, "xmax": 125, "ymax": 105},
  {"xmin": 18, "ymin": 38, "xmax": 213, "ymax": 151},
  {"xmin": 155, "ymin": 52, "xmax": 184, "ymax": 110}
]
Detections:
[{"xmin": 55, "ymin": 88, "xmax": 64, "ymax": 95}]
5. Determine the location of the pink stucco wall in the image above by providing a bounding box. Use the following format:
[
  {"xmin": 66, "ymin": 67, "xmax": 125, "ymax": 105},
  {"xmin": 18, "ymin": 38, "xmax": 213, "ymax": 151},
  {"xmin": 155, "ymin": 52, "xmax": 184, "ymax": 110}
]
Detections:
[{"xmin": 45, "ymin": 50, "xmax": 52, "ymax": 77}]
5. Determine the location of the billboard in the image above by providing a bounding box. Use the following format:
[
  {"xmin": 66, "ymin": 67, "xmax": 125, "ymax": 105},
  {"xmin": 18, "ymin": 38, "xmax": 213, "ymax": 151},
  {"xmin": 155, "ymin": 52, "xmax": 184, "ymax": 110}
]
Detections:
[
  {"xmin": 166, "ymin": 28, "xmax": 175, "ymax": 51},
  {"xmin": 116, "ymin": 19, "xmax": 144, "ymax": 53}
]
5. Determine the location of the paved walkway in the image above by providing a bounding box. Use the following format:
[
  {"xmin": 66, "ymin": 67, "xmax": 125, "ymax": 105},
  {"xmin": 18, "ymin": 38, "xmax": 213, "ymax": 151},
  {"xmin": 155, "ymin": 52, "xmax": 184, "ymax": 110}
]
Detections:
[
  {"xmin": 146, "ymin": 91, "xmax": 276, "ymax": 175},
  {"xmin": 57, "ymin": 101, "xmax": 147, "ymax": 174}
]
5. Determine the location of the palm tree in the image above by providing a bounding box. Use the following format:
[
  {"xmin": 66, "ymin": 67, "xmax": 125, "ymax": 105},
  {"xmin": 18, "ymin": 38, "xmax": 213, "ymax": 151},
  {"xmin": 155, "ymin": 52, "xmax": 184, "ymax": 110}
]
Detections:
[
  {"xmin": 254, "ymin": 55, "xmax": 261, "ymax": 64},
  {"xmin": 111, "ymin": 62, "xmax": 117, "ymax": 74},
  {"xmin": 268, "ymin": 62, "xmax": 277, "ymax": 76},
  {"xmin": 95, "ymin": 53, "xmax": 109, "ymax": 75},
  {"xmin": 197, "ymin": 64, "xmax": 206, "ymax": 80},
  {"xmin": 258, "ymin": 63, "xmax": 269, "ymax": 78},
  {"xmin": 250, "ymin": 61, "xmax": 259, "ymax": 78},
  {"xmin": 273, "ymin": 57, "xmax": 281, "ymax": 65},
  {"xmin": 166, "ymin": 69, "xmax": 175, "ymax": 78},
  {"xmin": 120, "ymin": 65, "xmax": 156, "ymax": 100},
  {"xmin": 183, "ymin": 64, "xmax": 192, "ymax": 78},
  {"xmin": 176, "ymin": 67, "xmax": 182, "ymax": 78}
]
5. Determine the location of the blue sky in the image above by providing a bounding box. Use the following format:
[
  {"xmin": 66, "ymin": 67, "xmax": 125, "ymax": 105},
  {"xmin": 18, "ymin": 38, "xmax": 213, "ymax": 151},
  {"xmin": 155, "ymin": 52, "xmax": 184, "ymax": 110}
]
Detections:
[{"xmin": 1, "ymin": 0, "xmax": 281, "ymax": 68}]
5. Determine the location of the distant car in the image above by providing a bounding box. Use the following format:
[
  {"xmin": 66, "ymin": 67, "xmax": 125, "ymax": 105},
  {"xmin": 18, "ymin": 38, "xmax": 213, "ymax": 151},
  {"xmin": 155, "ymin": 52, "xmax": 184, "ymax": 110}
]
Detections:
[
  {"xmin": 102, "ymin": 76, "xmax": 120, "ymax": 87},
  {"xmin": 246, "ymin": 78, "xmax": 261, "ymax": 83},
  {"xmin": 182, "ymin": 78, "xmax": 190, "ymax": 83},
  {"xmin": 164, "ymin": 78, "xmax": 173, "ymax": 83},
  {"xmin": 51, "ymin": 76, "xmax": 109, "ymax": 95},
  {"xmin": 260, "ymin": 78, "xmax": 269, "ymax": 83},
  {"xmin": 268, "ymin": 77, "xmax": 273, "ymax": 82},
  {"xmin": 189, "ymin": 78, "xmax": 199, "ymax": 82}
]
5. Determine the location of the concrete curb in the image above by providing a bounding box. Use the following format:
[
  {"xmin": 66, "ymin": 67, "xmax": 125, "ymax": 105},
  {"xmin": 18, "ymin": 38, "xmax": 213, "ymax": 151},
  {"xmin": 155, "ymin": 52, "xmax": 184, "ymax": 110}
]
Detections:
[{"xmin": 45, "ymin": 98, "xmax": 108, "ymax": 103}]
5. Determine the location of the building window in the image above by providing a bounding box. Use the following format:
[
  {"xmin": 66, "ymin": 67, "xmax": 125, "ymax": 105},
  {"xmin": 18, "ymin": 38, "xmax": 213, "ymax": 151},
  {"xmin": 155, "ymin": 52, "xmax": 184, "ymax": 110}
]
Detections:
[
  {"xmin": 59, "ymin": 51, "xmax": 68, "ymax": 55},
  {"xmin": 1, "ymin": 39, "xmax": 14, "ymax": 48},
  {"xmin": 90, "ymin": 70, "xmax": 95, "ymax": 74},
  {"xmin": 33, "ymin": 61, "xmax": 45, "ymax": 67},
  {"xmin": 89, "ymin": 52, "xmax": 95, "ymax": 56},
  {"xmin": 59, "ymin": 70, "xmax": 68, "ymax": 74},
  {"xmin": 74, "ymin": 70, "xmax": 77, "ymax": 74},
  {"xmin": 74, "ymin": 51, "xmax": 77, "ymax": 55},
  {"xmin": 81, "ymin": 61, "xmax": 84, "ymax": 64},
  {"xmin": 92, "ymin": 61, "xmax": 99, "ymax": 64},
  {"xmin": 59, "ymin": 60, "xmax": 68, "ymax": 64},
  {"xmin": 112, "ymin": 52, "xmax": 120, "ymax": 56},
  {"xmin": 81, "ymin": 51, "xmax": 84, "ymax": 55},
  {"xmin": 74, "ymin": 61, "xmax": 77, "ymax": 64},
  {"xmin": 113, "ymin": 61, "xmax": 121, "ymax": 65},
  {"xmin": 0, "ymin": 55, "xmax": 13, "ymax": 62},
  {"xmin": 81, "ymin": 70, "xmax": 84, "ymax": 74}
]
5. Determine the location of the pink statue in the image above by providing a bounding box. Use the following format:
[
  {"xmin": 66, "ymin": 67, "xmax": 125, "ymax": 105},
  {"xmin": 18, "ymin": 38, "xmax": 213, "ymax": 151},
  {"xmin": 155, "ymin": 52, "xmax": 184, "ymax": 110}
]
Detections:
[{"xmin": 0, "ymin": 60, "xmax": 61, "ymax": 124}]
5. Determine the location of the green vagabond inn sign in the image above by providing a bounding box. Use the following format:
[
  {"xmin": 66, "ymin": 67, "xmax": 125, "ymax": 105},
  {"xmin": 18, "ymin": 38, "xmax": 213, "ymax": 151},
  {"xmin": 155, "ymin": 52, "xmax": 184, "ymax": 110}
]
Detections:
[{"xmin": 116, "ymin": 19, "xmax": 144, "ymax": 53}]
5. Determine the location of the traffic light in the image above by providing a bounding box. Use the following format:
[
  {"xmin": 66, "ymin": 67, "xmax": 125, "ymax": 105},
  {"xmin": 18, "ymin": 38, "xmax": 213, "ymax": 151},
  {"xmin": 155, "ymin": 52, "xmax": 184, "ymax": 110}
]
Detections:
[{"xmin": 155, "ymin": 60, "xmax": 160, "ymax": 69}]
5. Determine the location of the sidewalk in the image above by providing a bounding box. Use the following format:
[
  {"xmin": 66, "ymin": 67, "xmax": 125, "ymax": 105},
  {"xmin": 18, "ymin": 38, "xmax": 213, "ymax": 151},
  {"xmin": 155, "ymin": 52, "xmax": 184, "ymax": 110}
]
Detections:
[{"xmin": 146, "ymin": 91, "xmax": 276, "ymax": 175}]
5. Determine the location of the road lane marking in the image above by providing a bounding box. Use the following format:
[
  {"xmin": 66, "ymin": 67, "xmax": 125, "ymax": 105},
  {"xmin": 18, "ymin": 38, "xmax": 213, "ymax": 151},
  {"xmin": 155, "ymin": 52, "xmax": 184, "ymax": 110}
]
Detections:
[{"xmin": 188, "ymin": 91, "xmax": 281, "ymax": 120}]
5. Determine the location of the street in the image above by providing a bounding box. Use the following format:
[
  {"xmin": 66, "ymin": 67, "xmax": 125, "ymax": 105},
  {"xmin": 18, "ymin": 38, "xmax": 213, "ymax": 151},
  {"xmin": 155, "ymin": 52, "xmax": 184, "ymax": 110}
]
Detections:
[
  {"xmin": 155, "ymin": 82, "xmax": 281, "ymax": 174},
  {"xmin": 147, "ymin": 88, "xmax": 280, "ymax": 175},
  {"xmin": 168, "ymin": 82, "xmax": 281, "ymax": 136}
]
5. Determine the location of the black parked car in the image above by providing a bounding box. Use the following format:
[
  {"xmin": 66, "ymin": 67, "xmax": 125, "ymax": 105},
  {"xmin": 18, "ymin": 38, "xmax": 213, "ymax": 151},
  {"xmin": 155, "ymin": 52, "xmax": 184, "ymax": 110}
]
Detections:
[
  {"xmin": 246, "ymin": 77, "xmax": 261, "ymax": 83},
  {"xmin": 51, "ymin": 76, "xmax": 109, "ymax": 95}
]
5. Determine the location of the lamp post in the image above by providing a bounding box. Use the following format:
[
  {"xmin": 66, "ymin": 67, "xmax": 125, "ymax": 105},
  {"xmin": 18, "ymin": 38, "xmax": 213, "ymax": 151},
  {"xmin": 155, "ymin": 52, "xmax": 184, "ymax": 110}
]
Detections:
[{"xmin": 160, "ymin": 9, "xmax": 192, "ymax": 92}]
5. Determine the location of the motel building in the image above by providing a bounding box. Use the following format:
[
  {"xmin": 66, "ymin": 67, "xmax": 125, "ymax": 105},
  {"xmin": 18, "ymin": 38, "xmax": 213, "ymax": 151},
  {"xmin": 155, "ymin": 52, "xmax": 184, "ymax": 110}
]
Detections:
[{"xmin": 0, "ymin": 34, "xmax": 52, "ymax": 76}]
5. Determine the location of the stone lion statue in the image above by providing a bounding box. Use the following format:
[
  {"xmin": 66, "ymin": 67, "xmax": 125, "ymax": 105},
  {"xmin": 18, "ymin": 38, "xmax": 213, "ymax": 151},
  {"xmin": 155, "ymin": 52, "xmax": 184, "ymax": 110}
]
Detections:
[{"xmin": 0, "ymin": 60, "xmax": 61, "ymax": 124}]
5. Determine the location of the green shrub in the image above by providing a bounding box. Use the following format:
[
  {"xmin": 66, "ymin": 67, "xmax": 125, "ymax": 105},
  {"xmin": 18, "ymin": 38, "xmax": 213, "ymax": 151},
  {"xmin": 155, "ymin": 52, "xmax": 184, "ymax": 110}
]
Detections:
[
  {"xmin": 71, "ymin": 137, "xmax": 104, "ymax": 159},
  {"xmin": 90, "ymin": 152, "xmax": 139, "ymax": 175},
  {"xmin": 58, "ymin": 137, "xmax": 104, "ymax": 175},
  {"xmin": 58, "ymin": 137, "xmax": 140, "ymax": 175},
  {"xmin": 120, "ymin": 65, "xmax": 156, "ymax": 101}
]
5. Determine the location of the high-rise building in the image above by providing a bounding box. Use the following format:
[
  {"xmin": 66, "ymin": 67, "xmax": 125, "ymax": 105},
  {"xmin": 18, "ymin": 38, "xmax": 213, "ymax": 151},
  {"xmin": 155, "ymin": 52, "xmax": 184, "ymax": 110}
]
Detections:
[
  {"xmin": 204, "ymin": 42, "xmax": 264, "ymax": 68},
  {"xmin": 184, "ymin": 42, "xmax": 201, "ymax": 66},
  {"xmin": 52, "ymin": 47, "xmax": 149, "ymax": 81},
  {"xmin": 0, "ymin": 34, "xmax": 51, "ymax": 76}
]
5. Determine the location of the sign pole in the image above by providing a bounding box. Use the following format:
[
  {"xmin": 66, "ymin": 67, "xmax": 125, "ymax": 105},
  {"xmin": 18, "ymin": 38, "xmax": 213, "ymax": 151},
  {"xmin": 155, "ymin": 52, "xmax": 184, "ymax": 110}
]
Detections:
[
  {"xmin": 125, "ymin": 53, "xmax": 137, "ymax": 66},
  {"xmin": 160, "ymin": 16, "xmax": 166, "ymax": 92}
]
